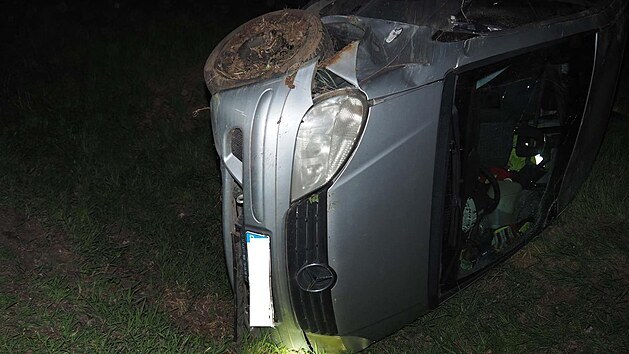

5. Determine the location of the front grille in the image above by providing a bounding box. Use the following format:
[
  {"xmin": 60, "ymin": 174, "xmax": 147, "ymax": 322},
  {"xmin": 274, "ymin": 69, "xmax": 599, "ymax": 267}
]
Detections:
[
  {"xmin": 231, "ymin": 128, "xmax": 243, "ymax": 161},
  {"xmin": 286, "ymin": 189, "xmax": 338, "ymax": 335}
]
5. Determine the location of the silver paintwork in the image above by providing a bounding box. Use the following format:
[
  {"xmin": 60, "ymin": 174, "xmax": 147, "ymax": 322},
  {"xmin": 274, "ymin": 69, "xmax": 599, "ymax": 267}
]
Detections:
[
  {"xmin": 327, "ymin": 81, "xmax": 441, "ymax": 336},
  {"xmin": 210, "ymin": 0, "xmax": 627, "ymax": 350}
]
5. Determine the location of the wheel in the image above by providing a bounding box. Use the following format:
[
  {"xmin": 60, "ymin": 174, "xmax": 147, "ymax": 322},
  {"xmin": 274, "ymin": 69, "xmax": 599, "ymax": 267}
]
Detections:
[{"xmin": 204, "ymin": 9, "xmax": 333, "ymax": 94}]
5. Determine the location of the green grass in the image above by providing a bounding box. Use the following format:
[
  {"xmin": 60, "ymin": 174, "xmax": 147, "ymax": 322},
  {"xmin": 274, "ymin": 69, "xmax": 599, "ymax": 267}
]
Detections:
[
  {"xmin": 1, "ymin": 5, "xmax": 227, "ymax": 291},
  {"xmin": 0, "ymin": 5, "xmax": 236, "ymax": 352},
  {"xmin": 1, "ymin": 4, "xmax": 628, "ymax": 353},
  {"xmin": 0, "ymin": 269, "xmax": 229, "ymax": 353}
]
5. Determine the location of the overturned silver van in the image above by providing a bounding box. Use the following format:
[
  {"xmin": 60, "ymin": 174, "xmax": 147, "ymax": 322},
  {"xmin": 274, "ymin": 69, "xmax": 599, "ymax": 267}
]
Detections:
[{"xmin": 204, "ymin": 0, "xmax": 628, "ymax": 352}]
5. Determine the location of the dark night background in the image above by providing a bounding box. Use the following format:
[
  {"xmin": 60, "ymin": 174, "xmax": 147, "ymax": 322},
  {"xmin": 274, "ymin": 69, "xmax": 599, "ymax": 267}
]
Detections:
[{"xmin": 1, "ymin": 1, "xmax": 627, "ymax": 353}]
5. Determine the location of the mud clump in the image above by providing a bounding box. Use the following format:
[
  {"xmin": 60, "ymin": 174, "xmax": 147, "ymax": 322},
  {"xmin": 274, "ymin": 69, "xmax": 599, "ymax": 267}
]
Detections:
[{"xmin": 205, "ymin": 9, "xmax": 332, "ymax": 94}]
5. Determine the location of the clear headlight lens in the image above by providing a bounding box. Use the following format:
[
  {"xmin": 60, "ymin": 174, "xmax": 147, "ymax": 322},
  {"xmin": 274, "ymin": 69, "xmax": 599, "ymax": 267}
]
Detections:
[{"xmin": 291, "ymin": 91, "xmax": 367, "ymax": 201}]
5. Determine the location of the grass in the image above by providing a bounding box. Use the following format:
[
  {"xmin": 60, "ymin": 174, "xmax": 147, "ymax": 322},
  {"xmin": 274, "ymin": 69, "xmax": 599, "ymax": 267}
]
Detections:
[
  {"xmin": 2, "ymin": 4, "xmax": 228, "ymax": 290},
  {"xmin": 0, "ymin": 3, "xmax": 236, "ymax": 352},
  {"xmin": 0, "ymin": 2, "xmax": 627, "ymax": 353},
  {"xmin": 0, "ymin": 271, "xmax": 227, "ymax": 353}
]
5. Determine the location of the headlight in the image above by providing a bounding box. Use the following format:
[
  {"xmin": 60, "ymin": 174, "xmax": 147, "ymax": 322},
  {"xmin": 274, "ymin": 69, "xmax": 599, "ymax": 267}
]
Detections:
[{"xmin": 291, "ymin": 90, "xmax": 368, "ymax": 201}]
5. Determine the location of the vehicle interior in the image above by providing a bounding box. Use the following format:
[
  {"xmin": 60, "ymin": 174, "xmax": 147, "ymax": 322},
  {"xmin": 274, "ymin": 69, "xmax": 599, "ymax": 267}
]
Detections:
[{"xmin": 441, "ymin": 33, "xmax": 596, "ymax": 291}]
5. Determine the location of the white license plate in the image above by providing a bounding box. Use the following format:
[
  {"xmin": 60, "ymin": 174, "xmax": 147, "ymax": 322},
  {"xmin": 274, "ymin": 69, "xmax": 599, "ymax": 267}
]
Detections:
[{"xmin": 245, "ymin": 231, "xmax": 274, "ymax": 327}]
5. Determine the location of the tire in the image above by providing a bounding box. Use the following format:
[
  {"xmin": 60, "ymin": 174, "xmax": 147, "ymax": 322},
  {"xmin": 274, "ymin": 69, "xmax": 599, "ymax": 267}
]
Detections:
[{"xmin": 204, "ymin": 9, "xmax": 332, "ymax": 94}]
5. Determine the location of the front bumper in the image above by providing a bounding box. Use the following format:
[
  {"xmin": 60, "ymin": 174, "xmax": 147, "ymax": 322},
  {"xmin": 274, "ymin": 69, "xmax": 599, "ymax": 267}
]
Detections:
[{"xmin": 211, "ymin": 60, "xmax": 319, "ymax": 349}]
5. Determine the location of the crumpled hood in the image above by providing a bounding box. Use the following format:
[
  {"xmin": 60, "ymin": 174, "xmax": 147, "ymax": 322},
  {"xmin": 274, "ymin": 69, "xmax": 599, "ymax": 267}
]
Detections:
[{"xmin": 319, "ymin": 0, "xmax": 627, "ymax": 99}]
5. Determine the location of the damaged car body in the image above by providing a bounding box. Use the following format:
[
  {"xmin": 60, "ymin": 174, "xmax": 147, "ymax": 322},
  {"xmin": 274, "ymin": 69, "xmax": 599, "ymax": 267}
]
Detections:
[{"xmin": 204, "ymin": 0, "xmax": 628, "ymax": 352}]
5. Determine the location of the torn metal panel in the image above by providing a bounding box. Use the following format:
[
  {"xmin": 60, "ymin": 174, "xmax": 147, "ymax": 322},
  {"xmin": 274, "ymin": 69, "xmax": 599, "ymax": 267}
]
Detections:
[
  {"xmin": 320, "ymin": 41, "xmax": 359, "ymax": 87},
  {"xmin": 312, "ymin": 0, "xmax": 625, "ymax": 99}
]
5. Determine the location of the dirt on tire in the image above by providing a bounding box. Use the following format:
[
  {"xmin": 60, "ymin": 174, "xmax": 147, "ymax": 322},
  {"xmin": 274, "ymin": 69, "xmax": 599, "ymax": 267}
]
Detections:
[{"xmin": 204, "ymin": 9, "xmax": 332, "ymax": 94}]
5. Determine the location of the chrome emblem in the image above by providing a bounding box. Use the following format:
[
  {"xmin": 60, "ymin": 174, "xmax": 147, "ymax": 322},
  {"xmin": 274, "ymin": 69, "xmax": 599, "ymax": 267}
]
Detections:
[{"xmin": 296, "ymin": 263, "xmax": 337, "ymax": 293}]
